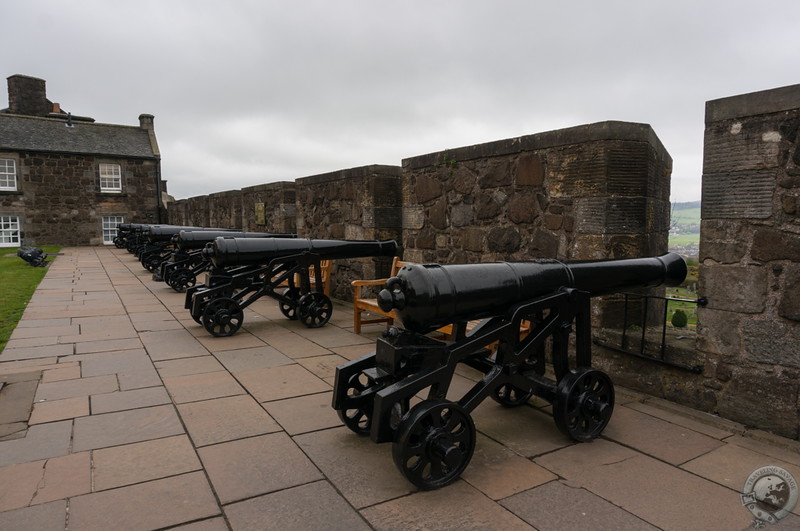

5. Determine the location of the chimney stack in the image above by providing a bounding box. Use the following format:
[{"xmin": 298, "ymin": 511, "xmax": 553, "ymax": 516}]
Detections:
[{"xmin": 7, "ymin": 74, "xmax": 52, "ymax": 117}]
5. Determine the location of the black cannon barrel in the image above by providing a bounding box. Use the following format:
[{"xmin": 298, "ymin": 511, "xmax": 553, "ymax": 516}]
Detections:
[
  {"xmin": 146, "ymin": 226, "xmax": 240, "ymax": 243},
  {"xmin": 377, "ymin": 253, "xmax": 687, "ymax": 334},
  {"xmin": 175, "ymin": 230, "xmax": 295, "ymax": 250},
  {"xmin": 205, "ymin": 237, "xmax": 398, "ymax": 268}
]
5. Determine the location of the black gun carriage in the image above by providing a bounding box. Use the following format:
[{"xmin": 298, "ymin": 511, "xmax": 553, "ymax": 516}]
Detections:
[
  {"xmin": 185, "ymin": 237, "xmax": 398, "ymax": 337},
  {"xmin": 331, "ymin": 253, "xmax": 687, "ymax": 490},
  {"xmin": 160, "ymin": 230, "xmax": 295, "ymax": 291},
  {"xmin": 138, "ymin": 225, "xmax": 241, "ymax": 274}
]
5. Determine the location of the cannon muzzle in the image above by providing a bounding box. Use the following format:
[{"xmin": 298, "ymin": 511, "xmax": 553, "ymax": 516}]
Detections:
[
  {"xmin": 174, "ymin": 230, "xmax": 296, "ymax": 250},
  {"xmin": 377, "ymin": 253, "xmax": 687, "ymax": 334},
  {"xmin": 203, "ymin": 237, "xmax": 398, "ymax": 268}
]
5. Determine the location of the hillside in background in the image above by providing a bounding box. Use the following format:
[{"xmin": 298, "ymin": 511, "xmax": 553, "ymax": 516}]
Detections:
[{"xmin": 669, "ymin": 201, "xmax": 700, "ymax": 257}]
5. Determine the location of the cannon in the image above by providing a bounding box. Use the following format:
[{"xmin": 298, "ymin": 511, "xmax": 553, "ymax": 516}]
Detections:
[
  {"xmin": 160, "ymin": 230, "xmax": 295, "ymax": 291},
  {"xmin": 17, "ymin": 246, "xmax": 62, "ymax": 267},
  {"xmin": 186, "ymin": 237, "xmax": 398, "ymax": 337},
  {"xmin": 332, "ymin": 253, "xmax": 687, "ymax": 490},
  {"xmin": 138, "ymin": 225, "xmax": 240, "ymax": 274}
]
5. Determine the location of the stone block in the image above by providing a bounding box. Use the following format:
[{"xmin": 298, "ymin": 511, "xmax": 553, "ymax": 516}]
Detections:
[
  {"xmin": 742, "ymin": 318, "xmax": 800, "ymax": 369},
  {"xmin": 779, "ymin": 264, "xmax": 800, "ymax": 321},
  {"xmin": 717, "ymin": 369, "xmax": 800, "ymax": 439},
  {"xmin": 414, "ymin": 175, "xmax": 443, "ymax": 203},
  {"xmin": 699, "ymin": 265, "xmax": 766, "ymax": 313},
  {"xmin": 515, "ymin": 153, "xmax": 544, "ymax": 186},
  {"xmin": 751, "ymin": 227, "xmax": 800, "ymax": 262}
]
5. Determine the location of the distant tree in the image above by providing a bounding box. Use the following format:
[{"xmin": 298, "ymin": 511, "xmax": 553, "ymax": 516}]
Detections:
[{"xmin": 671, "ymin": 309, "xmax": 688, "ymax": 328}]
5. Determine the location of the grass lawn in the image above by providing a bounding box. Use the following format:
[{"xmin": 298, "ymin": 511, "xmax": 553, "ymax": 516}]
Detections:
[{"xmin": 0, "ymin": 246, "xmax": 61, "ymax": 352}]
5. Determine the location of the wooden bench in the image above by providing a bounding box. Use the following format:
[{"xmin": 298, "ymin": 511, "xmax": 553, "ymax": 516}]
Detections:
[
  {"xmin": 275, "ymin": 259, "xmax": 332, "ymax": 296},
  {"xmin": 352, "ymin": 256, "xmax": 409, "ymax": 334}
]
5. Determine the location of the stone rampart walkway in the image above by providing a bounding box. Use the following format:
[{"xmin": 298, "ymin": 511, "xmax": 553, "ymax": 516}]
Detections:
[{"xmin": 1, "ymin": 247, "xmax": 799, "ymax": 530}]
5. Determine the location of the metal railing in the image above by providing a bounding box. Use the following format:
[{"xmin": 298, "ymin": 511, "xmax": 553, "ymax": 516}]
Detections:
[{"xmin": 594, "ymin": 292, "xmax": 707, "ymax": 373}]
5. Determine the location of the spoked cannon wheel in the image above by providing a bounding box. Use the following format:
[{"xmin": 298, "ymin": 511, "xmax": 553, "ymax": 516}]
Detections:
[
  {"xmin": 337, "ymin": 371, "xmax": 378, "ymax": 436},
  {"xmin": 298, "ymin": 292, "xmax": 333, "ymax": 328},
  {"xmin": 278, "ymin": 287, "xmax": 301, "ymax": 320},
  {"xmin": 553, "ymin": 368, "xmax": 614, "ymax": 442},
  {"xmin": 201, "ymin": 297, "xmax": 244, "ymax": 337},
  {"xmin": 143, "ymin": 254, "xmax": 163, "ymax": 273},
  {"xmin": 490, "ymin": 383, "xmax": 534, "ymax": 407},
  {"xmin": 169, "ymin": 268, "xmax": 196, "ymax": 293},
  {"xmin": 392, "ymin": 399, "xmax": 476, "ymax": 490}
]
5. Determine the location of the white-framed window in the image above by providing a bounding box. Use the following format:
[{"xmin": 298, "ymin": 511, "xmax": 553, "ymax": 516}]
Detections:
[
  {"xmin": 102, "ymin": 216, "xmax": 124, "ymax": 245},
  {"xmin": 99, "ymin": 163, "xmax": 122, "ymax": 192},
  {"xmin": 0, "ymin": 216, "xmax": 21, "ymax": 247},
  {"xmin": 0, "ymin": 159, "xmax": 17, "ymax": 191}
]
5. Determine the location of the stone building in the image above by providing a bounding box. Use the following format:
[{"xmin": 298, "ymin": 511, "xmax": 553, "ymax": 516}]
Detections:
[{"xmin": 0, "ymin": 74, "xmax": 165, "ymax": 247}]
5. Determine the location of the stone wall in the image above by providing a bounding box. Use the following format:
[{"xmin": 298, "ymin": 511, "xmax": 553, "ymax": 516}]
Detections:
[
  {"xmin": 295, "ymin": 165, "xmax": 403, "ymax": 298},
  {"xmin": 240, "ymin": 181, "xmax": 296, "ymax": 234},
  {"xmin": 0, "ymin": 153, "xmax": 161, "ymax": 246},
  {"xmin": 167, "ymin": 166, "xmax": 403, "ymax": 300},
  {"xmin": 697, "ymin": 83, "xmax": 800, "ymax": 439},
  {"xmin": 207, "ymin": 190, "xmax": 243, "ymax": 230},
  {"xmin": 401, "ymin": 121, "xmax": 671, "ymax": 264}
]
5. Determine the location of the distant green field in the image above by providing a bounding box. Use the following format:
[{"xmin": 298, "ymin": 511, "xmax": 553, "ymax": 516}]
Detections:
[
  {"xmin": 671, "ymin": 206, "xmax": 701, "ymax": 225},
  {"xmin": 669, "ymin": 233, "xmax": 699, "ymax": 246}
]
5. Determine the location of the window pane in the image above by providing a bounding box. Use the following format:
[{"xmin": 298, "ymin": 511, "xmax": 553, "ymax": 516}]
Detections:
[
  {"xmin": 101, "ymin": 216, "xmax": 124, "ymax": 244},
  {"xmin": 99, "ymin": 163, "xmax": 122, "ymax": 192},
  {"xmin": 0, "ymin": 159, "xmax": 16, "ymax": 190},
  {"xmin": 0, "ymin": 216, "xmax": 20, "ymax": 247}
]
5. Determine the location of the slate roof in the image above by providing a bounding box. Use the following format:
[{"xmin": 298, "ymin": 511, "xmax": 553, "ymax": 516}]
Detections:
[{"xmin": 0, "ymin": 113, "xmax": 157, "ymax": 159}]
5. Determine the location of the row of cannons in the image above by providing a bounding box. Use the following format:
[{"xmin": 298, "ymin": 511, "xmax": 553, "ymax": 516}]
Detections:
[{"xmin": 115, "ymin": 223, "xmax": 687, "ymax": 490}]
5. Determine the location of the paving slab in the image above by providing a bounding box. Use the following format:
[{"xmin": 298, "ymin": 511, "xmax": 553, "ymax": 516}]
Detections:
[
  {"xmin": 0, "ymin": 452, "xmax": 91, "ymax": 511},
  {"xmin": 140, "ymin": 329, "xmax": 210, "ymax": 361},
  {"xmin": 0, "ymin": 421, "xmax": 73, "ymax": 467},
  {"xmin": 177, "ymin": 394, "xmax": 281, "ymax": 446},
  {"xmin": 34, "ymin": 374, "xmax": 118, "ymax": 402},
  {"xmin": 73, "ymin": 337, "xmax": 143, "ymax": 354},
  {"xmin": 28, "ymin": 396, "xmax": 89, "ymax": 424},
  {"xmin": 236, "ymin": 363, "xmax": 331, "ymax": 403},
  {"xmin": 256, "ymin": 329, "xmax": 332, "ymax": 359},
  {"xmin": 462, "ymin": 434, "xmax": 558, "ymax": 500},
  {"xmin": 263, "ymin": 391, "xmax": 340, "ymax": 435},
  {"xmin": 602, "ymin": 404, "xmax": 725, "ymax": 465},
  {"xmin": 68, "ymin": 472, "xmax": 220, "ymax": 530},
  {"xmin": 0, "ymin": 344, "xmax": 74, "ymax": 362},
  {"xmin": 198, "ymin": 432, "xmax": 323, "ymax": 504},
  {"xmin": 72, "ymin": 404, "xmax": 184, "ymax": 451},
  {"xmin": 361, "ymin": 480, "xmax": 534, "ymax": 530},
  {"xmin": 501, "ymin": 480, "xmax": 659, "ymax": 531},
  {"xmin": 224, "ymin": 480, "xmax": 372, "ymax": 531},
  {"xmin": 682, "ymin": 439, "xmax": 800, "ymax": 494},
  {"xmin": 155, "ymin": 355, "xmax": 226, "ymax": 378},
  {"xmin": 162, "ymin": 370, "xmax": 246, "ymax": 404},
  {"xmin": 294, "ymin": 427, "xmax": 415, "ymax": 508},
  {"xmin": 0, "ymin": 500, "xmax": 66, "ymax": 531},
  {"xmin": 213, "ymin": 345, "xmax": 294, "ymax": 373},
  {"xmin": 535, "ymin": 438, "xmax": 753, "ymax": 530},
  {"xmin": 195, "ymin": 331, "xmax": 267, "ymax": 352},
  {"xmin": 92, "ymin": 435, "xmax": 202, "ymax": 491},
  {"xmin": 90, "ymin": 386, "xmax": 171, "ymax": 414},
  {"xmin": 296, "ymin": 353, "xmax": 350, "ymax": 380}
]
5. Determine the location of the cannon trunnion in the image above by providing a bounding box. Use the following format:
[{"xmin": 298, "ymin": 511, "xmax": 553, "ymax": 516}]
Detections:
[{"xmin": 332, "ymin": 253, "xmax": 686, "ymax": 490}]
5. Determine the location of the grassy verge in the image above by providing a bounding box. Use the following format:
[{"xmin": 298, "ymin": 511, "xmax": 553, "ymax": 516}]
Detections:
[{"xmin": 0, "ymin": 246, "xmax": 62, "ymax": 352}]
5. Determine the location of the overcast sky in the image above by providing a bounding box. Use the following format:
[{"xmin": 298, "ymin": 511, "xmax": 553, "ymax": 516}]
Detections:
[{"xmin": 4, "ymin": 1, "xmax": 800, "ymax": 202}]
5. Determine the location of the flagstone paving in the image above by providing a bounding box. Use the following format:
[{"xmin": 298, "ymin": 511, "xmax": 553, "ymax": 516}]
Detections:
[{"xmin": 1, "ymin": 246, "xmax": 799, "ymax": 530}]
